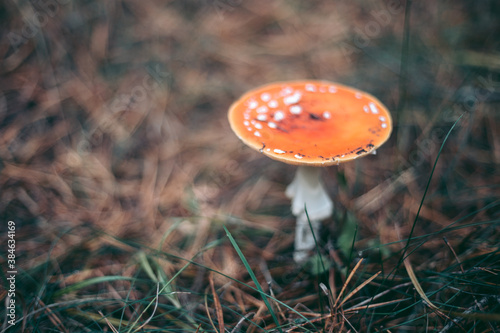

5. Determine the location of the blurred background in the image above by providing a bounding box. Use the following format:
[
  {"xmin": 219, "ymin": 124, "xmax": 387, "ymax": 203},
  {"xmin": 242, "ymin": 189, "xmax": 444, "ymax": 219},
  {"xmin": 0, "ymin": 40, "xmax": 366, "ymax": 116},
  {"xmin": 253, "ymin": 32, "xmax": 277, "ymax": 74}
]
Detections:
[{"xmin": 1, "ymin": 0, "xmax": 499, "ymax": 331}]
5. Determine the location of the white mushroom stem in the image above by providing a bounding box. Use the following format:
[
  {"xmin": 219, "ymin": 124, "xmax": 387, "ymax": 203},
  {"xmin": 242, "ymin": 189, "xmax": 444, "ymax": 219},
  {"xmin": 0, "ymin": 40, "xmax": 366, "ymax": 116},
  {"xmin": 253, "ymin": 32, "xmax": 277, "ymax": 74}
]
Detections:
[
  {"xmin": 293, "ymin": 214, "xmax": 322, "ymax": 263},
  {"xmin": 285, "ymin": 166, "xmax": 333, "ymax": 263}
]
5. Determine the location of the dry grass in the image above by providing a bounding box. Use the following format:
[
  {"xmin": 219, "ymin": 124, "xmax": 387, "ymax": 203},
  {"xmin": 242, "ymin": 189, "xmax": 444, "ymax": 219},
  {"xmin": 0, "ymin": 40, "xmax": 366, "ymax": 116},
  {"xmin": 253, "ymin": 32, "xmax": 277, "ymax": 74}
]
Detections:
[{"xmin": 0, "ymin": 0, "xmax": 499, "ymax": 332}]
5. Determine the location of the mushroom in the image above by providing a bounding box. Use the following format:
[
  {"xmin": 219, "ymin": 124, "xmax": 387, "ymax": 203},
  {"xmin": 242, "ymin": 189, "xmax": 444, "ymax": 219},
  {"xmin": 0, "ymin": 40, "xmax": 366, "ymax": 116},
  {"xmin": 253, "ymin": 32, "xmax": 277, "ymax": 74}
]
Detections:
[{"xmin": 228, "ymin": 80, "xmax": 392, "ymax": 263}]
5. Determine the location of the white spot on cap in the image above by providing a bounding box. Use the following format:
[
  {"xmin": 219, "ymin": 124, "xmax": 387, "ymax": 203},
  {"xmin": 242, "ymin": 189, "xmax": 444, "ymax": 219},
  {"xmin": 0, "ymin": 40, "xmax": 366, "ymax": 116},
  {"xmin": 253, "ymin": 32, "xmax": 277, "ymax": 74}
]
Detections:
[
  {"xmin": 381, "ymin": 123, "xmax": 388, "ymax": 128},
  {"xmin": 284, "ymin": 92, "xmax": 302, "ymax": 105},
  {"xmin": 274, "ymin": 149, "xmax": 286, "ymax": 154},
  {"xmin": 363, "ymin": 106, "xmax": 369, "ymax": 113},
  {"xmin": 257, "ymin": 114, "xmax": 267, "ymax": 121},
  {"xmin": 290, "ymin": 105, "xmax": 302, "ymax": 114},
  {"xmin": 281, "ymin": 87, "xmax": 293, "ymax": 95},
  {"xmin": 266, "ymin": 148, "xmax": 271, "ymax": 151},
  {"xmin": 305, "ymin": 84, "xmax": 316, "ymax": 92},
  {"xmin": 268, "ymin": 100, "xmax": 278, "ymax": 108},
  {"xmin": 329, "ymin": 86, "xmax": 337, "ymax": 93},
  {"xmin": 254, "ymin": 123, "xmax": 263, "ymax": 129},
  {"xmin": 244, "ymin": 114, "xmax": 250, "ymax": 119},
  {"xmin": 257, "ymin": 106, "xmax": 268, "ymax": 113},
  {"xmin": 274, "ymin": 111, "xmax": 285, "ymax": 121},
  {"xmin": 254, "ymin": 131, "xmax": 261, "ymax": 137},
  {"xmin": 369, "ymin": 102, "xmax": 379, "ymax": 114},
  {"xmin": 379, "ymin": 116, "xmax": 386, "ymax": 121},
  {"xmin": 268, "ymin": 122, "xmax": 277, "ymax": 128},
  {"xmin": 294, "ymin": 154, "xmax": 303, "ymax": 159},
  {"xmin": 323, "ymin": 111, "xmax": 331, "ymax": 119},
  {"xmin": 248, "ymin": 100, "xmax": 258, "ymax": 109},
  {"xmin": 243, "ymin": 120, "xmax": 250, "ymax": 126},
  {"xmin": 355, "ymin": 92, "xmax": 363, "ymax": 99},
  {"xmin": 247, "ymin": 127, "xmax": 252, "ymax": 131},
  {"xmin": 261, "ymin": 93, "xmax": 271, "ymax": 102}
]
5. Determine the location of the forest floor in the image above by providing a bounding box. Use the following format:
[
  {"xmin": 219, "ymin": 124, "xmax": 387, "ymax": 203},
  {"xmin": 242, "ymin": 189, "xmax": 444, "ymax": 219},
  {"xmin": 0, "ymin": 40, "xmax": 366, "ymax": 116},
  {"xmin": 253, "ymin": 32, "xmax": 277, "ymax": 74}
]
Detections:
[{"xmin": 1, "ymin": 0, "xmax": 499, "ymax": 331}]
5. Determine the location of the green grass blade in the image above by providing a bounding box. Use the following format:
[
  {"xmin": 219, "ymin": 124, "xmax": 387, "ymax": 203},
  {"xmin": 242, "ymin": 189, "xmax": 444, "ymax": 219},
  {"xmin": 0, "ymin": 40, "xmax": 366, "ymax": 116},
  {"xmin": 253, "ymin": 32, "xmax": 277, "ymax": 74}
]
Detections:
[
  {"xmin": 397, "ymin": 113, "xmax": 465, "ymax": 269},
  {"xmin": 304, "ymin": 207, "xmax": 328, "ymax": 275},
  {"xmin": 105, "ymin": 233, "xmax": 313, "ymax": 326},
  {"xmin": 53, "ymin": 276, "xmax": 136, "ymax": 299},
  {"xmin": 148, "ymin": 244, "xmax": 316, "ymax": 331},
  {"xmin": 223, "ymin": 225, "xmax": 285, "ymax": 333}
]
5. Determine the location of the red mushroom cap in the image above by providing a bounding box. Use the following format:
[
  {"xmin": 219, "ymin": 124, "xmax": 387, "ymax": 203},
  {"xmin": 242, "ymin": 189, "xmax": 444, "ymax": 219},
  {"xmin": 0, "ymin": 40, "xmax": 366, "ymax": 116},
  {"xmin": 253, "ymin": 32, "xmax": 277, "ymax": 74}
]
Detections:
[{"xmin": 228, "ymin": 80, "xmax": 392, "ymax": 166}]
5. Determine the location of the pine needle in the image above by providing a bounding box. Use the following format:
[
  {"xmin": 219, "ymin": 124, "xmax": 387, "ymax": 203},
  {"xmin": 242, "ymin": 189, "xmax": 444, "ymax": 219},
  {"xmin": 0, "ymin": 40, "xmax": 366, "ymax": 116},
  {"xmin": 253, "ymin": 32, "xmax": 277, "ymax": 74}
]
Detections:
[
  {"xmin": 333, "ymin": 259, "xmax": 363, "ymax": 308},
  {"xmin": 339, "ymin": 271, "xmax": 381, "ymax": 307},
  {"xmin": 209, "ymin": 273, "xmax": 225, "ymax": 333}
]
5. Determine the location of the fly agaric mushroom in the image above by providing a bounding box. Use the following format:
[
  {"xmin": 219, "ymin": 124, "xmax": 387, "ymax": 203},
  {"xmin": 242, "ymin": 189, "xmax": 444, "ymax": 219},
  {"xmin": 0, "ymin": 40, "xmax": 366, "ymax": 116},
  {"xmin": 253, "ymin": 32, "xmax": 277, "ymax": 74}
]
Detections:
[{"xmin": 228, "ymin": 80, "xmax": 392, "ymax": 262}]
